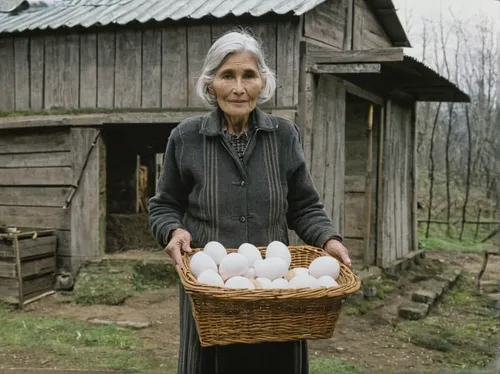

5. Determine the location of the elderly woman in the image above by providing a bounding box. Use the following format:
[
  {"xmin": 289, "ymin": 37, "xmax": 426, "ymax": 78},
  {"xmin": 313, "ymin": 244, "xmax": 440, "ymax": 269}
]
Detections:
[{"xmin": 149, "ymin": 29, "xmax": 351, "ymax": 374}]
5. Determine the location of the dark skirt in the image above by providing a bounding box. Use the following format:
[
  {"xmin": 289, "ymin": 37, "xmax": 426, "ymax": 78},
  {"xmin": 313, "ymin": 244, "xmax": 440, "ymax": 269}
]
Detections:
[{"xmin": 177, "ymin": 283, "xmax": 309, "ymax": 374}]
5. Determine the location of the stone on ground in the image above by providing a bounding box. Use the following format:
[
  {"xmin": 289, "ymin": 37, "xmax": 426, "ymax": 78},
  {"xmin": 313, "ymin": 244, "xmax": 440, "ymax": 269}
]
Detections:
[
  {"xmin": 398, "ymin": 302, "xmax": 429, "ymax": 320},
  {"xmin": 412, "ymin": 289, "xmax": 438, "ymax": 305}
]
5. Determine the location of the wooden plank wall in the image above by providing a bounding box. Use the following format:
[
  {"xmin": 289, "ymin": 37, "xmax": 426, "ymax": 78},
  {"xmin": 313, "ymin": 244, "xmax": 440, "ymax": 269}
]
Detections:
[
  {"xmin": 344, "ymin": 97, "xmax": 379, "ymax": 262},
  {"xmin": 353, "ymin": 0, "xmax": 392, "ymax": 50},
  {"xmin": 379, "ymin": 100, "xmax": 414, "ymax": 267},
  {"xmin": 303, "ymin": 0, "xmax": 347, "ymax": 50},
  {"xmin": 0, "ymin": 20, "xmax": 299, "ymax": 111},
  {"xmin": 0, "ymin": 127, "xmax": 100, "ymax": 272},
  {"xmin": 0, "ymin": 127, "xmax": 72, "ymax": 260}
]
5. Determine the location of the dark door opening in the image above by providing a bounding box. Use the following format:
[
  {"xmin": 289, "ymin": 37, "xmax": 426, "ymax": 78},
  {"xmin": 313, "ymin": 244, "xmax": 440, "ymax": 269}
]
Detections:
[{"xmin": 102, "ymin": 122, "xmax": 177, "ymax": 253}]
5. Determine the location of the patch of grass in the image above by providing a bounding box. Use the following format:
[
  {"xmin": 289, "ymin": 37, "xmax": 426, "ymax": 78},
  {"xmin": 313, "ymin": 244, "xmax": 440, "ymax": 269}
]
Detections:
[
  {"xmin": 310, "ymin": 357, "xmax": 368, "ymax": 374},
  {"xmin": 0, "ymin": 307, "xmax": 170, "ymax": 371},
  {"xmin": 396, "ymin": 277, "xmax": 498, "ymax": 369},
  {"xmin": 419, "ymin": 234, "xmax": 484, "ymax": 253},
  {"xmin": 72, "ymin": 260, "xmax": 177, "ymax": 305}
]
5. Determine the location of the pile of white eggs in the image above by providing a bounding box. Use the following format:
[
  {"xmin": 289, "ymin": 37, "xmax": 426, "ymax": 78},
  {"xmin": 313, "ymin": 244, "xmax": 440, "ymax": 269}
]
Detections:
[{"xmin": 189, "ymin": 241, "xmax": 341, "ymax": 290}]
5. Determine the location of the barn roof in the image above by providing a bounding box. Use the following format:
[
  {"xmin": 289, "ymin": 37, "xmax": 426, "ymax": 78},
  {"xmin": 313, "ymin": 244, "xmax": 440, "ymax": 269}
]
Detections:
[{"xmin": 0, "ymin": 0, "xmax": 410, "ymax": 46}]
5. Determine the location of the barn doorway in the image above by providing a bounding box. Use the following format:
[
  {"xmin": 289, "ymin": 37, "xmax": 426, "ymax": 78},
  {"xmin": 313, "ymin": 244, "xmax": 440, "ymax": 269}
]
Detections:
[
  {"xmin": 344, "ymin": 93, "xmax": 381, "ymax": 265},
  {"xmin": 102, "ymin": 123, "xmax": 176, "ymax": 253}
]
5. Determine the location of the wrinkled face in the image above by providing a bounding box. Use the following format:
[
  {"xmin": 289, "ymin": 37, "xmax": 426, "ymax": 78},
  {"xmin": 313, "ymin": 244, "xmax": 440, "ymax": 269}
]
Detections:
[{"xmin": 211, "ymin": 52, "xmax": 266, "ymax": 119}]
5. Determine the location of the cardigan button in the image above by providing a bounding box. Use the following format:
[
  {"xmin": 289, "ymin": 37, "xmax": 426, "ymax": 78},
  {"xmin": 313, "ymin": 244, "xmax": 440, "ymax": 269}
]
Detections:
[
  {"xmin": 240, "ymin": 181, "xmax": 246, "ymax": 187},
  {"xmin": 239, "ymin": 216, "xmax": 246, "ymax": 223}
]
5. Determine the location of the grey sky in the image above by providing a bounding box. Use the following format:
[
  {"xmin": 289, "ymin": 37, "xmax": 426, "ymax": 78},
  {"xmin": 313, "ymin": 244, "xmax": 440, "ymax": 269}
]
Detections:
[{"xmin": 392, "ymin": 0, "xmax": 500, "ymax": 59}]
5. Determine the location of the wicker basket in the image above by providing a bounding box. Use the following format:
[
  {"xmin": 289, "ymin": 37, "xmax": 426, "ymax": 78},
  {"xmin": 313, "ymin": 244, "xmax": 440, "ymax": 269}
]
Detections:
[{"xmin": 176, "ymin": 245, "xmax": 361, "ymax": 347}]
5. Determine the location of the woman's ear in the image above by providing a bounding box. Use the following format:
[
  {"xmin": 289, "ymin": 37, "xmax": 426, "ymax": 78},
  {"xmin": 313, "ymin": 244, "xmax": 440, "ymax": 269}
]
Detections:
[{"xmin": 208, "ymin": 86, "xmax": 215, "ymax": 95}]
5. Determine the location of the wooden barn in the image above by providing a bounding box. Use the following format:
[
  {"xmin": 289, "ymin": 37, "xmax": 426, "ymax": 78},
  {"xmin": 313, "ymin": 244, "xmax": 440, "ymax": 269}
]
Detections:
[{"xmin": 0, "ymin": 0, "xmax": 469, "ymax": 274}]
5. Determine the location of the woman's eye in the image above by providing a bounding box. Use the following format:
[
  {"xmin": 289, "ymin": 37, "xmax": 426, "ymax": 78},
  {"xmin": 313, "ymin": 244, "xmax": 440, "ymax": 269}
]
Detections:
[
  {"xmin": 222, "ymin": 74, "xmax": 233, "ymax": 79},
  {"xmin": 244, "ymin": 73, "xmax": 255, "ymax": 79}
]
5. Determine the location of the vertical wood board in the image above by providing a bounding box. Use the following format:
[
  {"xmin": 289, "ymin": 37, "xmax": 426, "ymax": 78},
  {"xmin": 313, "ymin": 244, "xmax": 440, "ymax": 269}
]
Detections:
[
  {"xmin": 162, "ymin": 27, "xmax": 188, "ymax": 108},
  {"xmin": 44, "ymin": 34, "xmax": 80, "ymax": 108},
  {"xmin": 0, "ymin": 37, "xmax": 15, "ymax": 110},
  {"xmin": 276, "ymin": 21, "xmax": 296, "ymax": 107},
  {"xmin": 187, "ymin": 25, "xmax": 212, "ymax": 107},
  {"xmin": 70, "ymin": 128, "xmax": 101, "ymax": 260},
  {"xmin": 80, "ymin": 33, "xmax": 97, "ymax": 108},
  {"xmin": 29, "ymin": 36, "xmax": 45, "ymax": 110},
  {"xmin": 114, "ymin": 30, "xmax": 142, "ymax": 108},
  {"xmin": 252, "ymin": 22, "xmax": 277, "ymax": 108},
  {"xmin": 14, "ymin": 38, "xmax": 30, "ymax": 110},
  {"xmin": 142, "ymin": 29, "xmax": 162, "ymax": 108},
  {"xmin": 96, "ymin": 32, "xmax": 115, "ymax": 108}
]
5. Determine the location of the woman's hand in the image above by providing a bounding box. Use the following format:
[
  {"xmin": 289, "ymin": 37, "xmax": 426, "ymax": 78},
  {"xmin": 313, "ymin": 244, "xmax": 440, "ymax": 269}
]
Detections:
[
  {"xmin": 165, "ymin": 228, "xmax": 192, "ymax": 269},
  {"xmin": 323, "ymin": 239, "xmax": 352, "ymax": 268}
]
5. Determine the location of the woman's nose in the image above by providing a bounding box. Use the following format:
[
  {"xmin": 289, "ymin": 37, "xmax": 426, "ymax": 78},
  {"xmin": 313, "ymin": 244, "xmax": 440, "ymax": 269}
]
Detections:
[{"xmin": 232, "ymin": 78, "xmax": 244, "ymax": 95}]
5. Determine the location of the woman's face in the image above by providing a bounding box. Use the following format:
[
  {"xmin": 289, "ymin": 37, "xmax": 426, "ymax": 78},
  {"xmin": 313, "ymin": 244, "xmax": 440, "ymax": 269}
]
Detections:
[{"xmin": 211, "ymin": 52, "xmax": 266, "ymax": 120}]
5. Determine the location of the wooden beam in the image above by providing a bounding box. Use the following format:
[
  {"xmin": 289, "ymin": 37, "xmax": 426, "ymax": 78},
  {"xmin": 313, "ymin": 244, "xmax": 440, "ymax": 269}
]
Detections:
[
  {"xmin": 345, "ymin": 81, "xmax": 385, "ymax": 106},
  {"xmin": 306, "ymin": 46, "xmax": 404, "ymax": 65},
  {"xmin": 0, "ymin": 108, "xmax": 297, "ymax": 130},
  {"xmin": 309, "ymin": 63, "xmax": 381, "ymax": 74}
]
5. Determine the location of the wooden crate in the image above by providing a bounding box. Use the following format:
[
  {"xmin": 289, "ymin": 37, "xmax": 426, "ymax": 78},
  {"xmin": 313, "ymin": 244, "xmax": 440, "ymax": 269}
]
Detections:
[{"xmin": 0, "ymin": 228, "xmax": 57, "ymax": 309}]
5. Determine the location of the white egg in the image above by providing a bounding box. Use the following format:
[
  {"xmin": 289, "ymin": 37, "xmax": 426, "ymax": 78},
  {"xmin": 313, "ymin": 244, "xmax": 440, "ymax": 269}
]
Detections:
[
  {"xmin": 289, "ymin": 274, "xmax": 321, "ymax": 289},
  {"xmin": 243, "ymin": 268, "xmax": 256, "ymax": 279},
  {"xmin": 255, "ymin": 257, "xmax": 289, "ymax": 280},
  {"xmin": 269, "ymin": 278, "xmax": 289, "ymax": 289},
  {"xmin": 256, "ymin": 277, "xmax": 272, "ymax": 289},
  {"xmin": 218, "ymin": 253, "xmax": 249, "ymax": 281},
  {"xmin": 225, "ymin": 276, "xmax": 256, "ymax": 289},
  {"xmin": 237, "ymin": 243, "xmax": 262, "ymax": 268},
  {"xmin": 189, "ymin": 251, "xmax": 218, "ymax": 278},
  {"xmin": 203, "ymin": 241, "xmax": 227, "ymax": 265},
  {"xmin": 265, "ymin": 241, "xmax": 291, "ymax": 268},
  {"xmin": 317, "ymin": 275, "xmax": 339, "ymax": 287},
  {"xmin": 294, "ymin": 267, "xmax": 309, "ymax": 276},
  {"xmin": 284, "ymin": 267, "xmax": 310, "ymax": 281},
  {"xmin": 309, "ymin": 256, "xmax": 340, "ymax": 279},
  {"xmin": 197, "ymin": 269, "xmax": 224, "ymax": 287}
]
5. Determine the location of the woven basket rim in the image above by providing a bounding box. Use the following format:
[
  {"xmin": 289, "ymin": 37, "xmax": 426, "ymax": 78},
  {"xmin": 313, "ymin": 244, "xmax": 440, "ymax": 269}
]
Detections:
[{"xmin": 177, "ymin": 245, "xmax": 361, "ymax": 300}]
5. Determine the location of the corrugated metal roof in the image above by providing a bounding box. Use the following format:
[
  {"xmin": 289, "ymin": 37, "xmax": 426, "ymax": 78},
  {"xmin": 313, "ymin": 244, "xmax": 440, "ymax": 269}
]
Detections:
[
  {"xmin": 331, "ymin": 55, "xmax": 470, "ymax": 102},
  {"xmin": 0, "ymin": 0, "xmax": 325, "ymax": 32},
  {"xmin": 0, "ymin": 0, "xmax": 410, "ymax": 47}
]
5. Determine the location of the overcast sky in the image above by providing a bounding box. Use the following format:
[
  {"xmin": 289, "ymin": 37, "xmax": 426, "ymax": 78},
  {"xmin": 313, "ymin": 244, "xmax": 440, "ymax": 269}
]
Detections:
[{"xmin": 392, "ymin": 0, "xmax": 500, "ymax": 60}]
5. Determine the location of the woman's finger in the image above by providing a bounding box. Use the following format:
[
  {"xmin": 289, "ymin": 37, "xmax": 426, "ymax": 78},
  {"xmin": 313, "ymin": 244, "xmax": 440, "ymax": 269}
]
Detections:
[
  {"xmin": 171, "ymin": 247, "xmax": 185, "ymax": 269},
  {"xmin": 181, "ymin": 236, "xmax": 192, "ymax": 254}
]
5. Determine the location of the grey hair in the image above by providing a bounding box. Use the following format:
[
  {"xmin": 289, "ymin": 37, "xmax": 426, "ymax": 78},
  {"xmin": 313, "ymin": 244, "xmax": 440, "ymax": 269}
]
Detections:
[{"xmin": 195, "ymin": 28, "xmax": 277, "ymax": 107}]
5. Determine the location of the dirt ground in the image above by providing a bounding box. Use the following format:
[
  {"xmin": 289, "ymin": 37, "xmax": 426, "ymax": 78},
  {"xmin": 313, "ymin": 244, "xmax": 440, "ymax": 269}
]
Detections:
[{"xmin": 2, "ymin": 250, "xmax": 499, "ymax": 373}]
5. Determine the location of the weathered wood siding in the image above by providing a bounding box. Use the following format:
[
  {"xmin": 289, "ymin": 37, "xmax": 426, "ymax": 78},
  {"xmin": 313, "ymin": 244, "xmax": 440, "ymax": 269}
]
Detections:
[
  {"xmin": 289, "ymin": 74, "xmax": 345, "ymax": 245},
  {"xmin": 303, "ymin": 0, "xmax": 347, "ymax": 50},
  {"xmin": 344, "ymin": 96, "xmax": 379, "ymax": 263},
  {"xmin": 0, "ymin": 20, "xmax": 299, "ymax": 111},
  {"xmin": 0, "ymin": 127, "xmax": 100, "ymax": 271},
  {"xmin": 378, "ymin": 100, "xmax": 415, "ymax": 267},
  {"xmin": 353, "ymin": 0, "xmax": 392, "ymax": 49}
]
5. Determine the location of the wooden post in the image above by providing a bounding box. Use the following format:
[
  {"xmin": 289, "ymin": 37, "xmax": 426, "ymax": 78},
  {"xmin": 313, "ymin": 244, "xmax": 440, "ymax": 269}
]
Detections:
[
  {"xmin": 135, "ymin": 155, "xmax": 141, "ymax": 213},
  {"xmin": 376, "ymin": 105, "xmax": 386, "ymax": 267},
  {"xmin": 343, "ymin": 0, "xmax": 354, "ymax": 50},
  {"xmin": 411, "ymin": 101, "xmax": 419, "ymax": 252},
  {"xmin": 364, "ymin": 104, "xmax": 374, "ymax": 267},
  {"xmin": 13, "ymin": 233, "xmax": 24, "ymax": 311}
]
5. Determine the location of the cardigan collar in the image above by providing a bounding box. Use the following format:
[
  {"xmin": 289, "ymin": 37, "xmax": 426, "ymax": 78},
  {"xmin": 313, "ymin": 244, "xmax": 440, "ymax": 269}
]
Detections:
[{"xmin": 199, "ymin": 106, "xmax": 278, "ymax": 136}]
